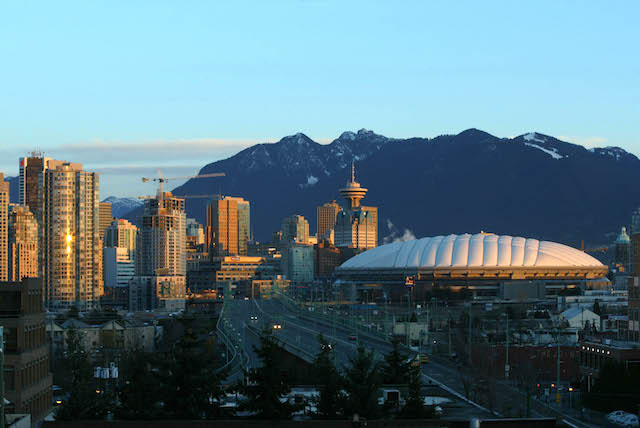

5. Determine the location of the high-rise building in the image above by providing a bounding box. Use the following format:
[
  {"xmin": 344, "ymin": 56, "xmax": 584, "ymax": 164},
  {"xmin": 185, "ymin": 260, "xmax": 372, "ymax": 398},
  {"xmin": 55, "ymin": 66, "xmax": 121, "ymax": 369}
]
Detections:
[
  {"xmin": 136, "ymin": 193, "xmax": 186, "ymax": 276},
  {"xmin": 8, "ymin": 205, "xmax": 38, "ymax": 282},
  {"xmin": 19, "ymin": 154, "xmax": 82, "ymax": 217},
  {"xmin": 0, "ymin": 277, "xmax": 53, "ymax": 420},
  {"xmin": 103, "ymin": 247, "xmax": 135, "ymax": 309},
  {"xmin": 0, "ymin": 173, "xmax": 9, "ymax": 281},
  {"xmin": 232, "ymin": 197, "xmax": 251, "ymax": 255},
  {"xmin": 317, "ymin": 200, "xmax": 341, "ymax": 238},
  {"xmin": 334, "ymin": 164, "xmax": 378, "ymax": 249},
  {"xmin": 314, "ymin": 240, "xmax": 342, "ymax": 279},
  {"xmin": 281, "ymin": 215, "xmax": 310, "ymax": 244},
  {"xmin": 132, "ymin": 192, "xmax": 187, "ymax": 311},
  {"xmin": 104, "ymin": 219, "xmax": 137, "ymax": 257},
  {"xmin": 41, "ymin": 162, "xmax": 102, "ymax": 312},
  {"xmin": 206, "ymin": 197, "xmax": 239, "ymax": 256},
  {"xmin": 98, "ymin": 201, "xmax": 113, "ymax": 240},
  {"xmin": 615, "ymin": 227, "xmax": 631, "ymax": 272},
  {"xmin": 281, "ymin": 243, "xmax": 314, "ymax": 283},
  {"xmin": 186, "ymin": 218, "xmax": 205, "ymax": 246}
]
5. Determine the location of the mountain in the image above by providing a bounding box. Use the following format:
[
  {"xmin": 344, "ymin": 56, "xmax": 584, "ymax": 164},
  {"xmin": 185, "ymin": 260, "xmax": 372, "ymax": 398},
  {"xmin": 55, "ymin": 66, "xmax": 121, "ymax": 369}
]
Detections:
[
  {"xmin": 102, "ymin": 196, "xmax": 143, "ymax": 218},
  {"xmin": 126, "ymin": 128, "xmax": 640, "ymax": 246}
]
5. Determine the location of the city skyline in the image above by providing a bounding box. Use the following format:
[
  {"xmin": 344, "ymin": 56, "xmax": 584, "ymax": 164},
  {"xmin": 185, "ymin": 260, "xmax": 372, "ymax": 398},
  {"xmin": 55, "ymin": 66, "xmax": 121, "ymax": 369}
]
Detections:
[{"xmin": 1, "ymin": 1, "xmax": 639, "ymax": 197}]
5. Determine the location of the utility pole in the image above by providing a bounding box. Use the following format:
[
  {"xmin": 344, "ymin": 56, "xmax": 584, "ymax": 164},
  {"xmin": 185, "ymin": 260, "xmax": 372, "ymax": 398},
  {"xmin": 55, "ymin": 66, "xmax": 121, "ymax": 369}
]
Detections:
[
  {"xmin": 467, "ymin": 304, "xmax": 472, "ymax": 365},
  {"xmin": 556, "ymin": 328, "xmax": 561, "ymax": 388},
  {"xmin": 1, "ymin": 326, "xmax": 5, "ymax": 428},
  {"xmin": 505, "ymin": 313, "xmax": 510, "ymax": 379}
]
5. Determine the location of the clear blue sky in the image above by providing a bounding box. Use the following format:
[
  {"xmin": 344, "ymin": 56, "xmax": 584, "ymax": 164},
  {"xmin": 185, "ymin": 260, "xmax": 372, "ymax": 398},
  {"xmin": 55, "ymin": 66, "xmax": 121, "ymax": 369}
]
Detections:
[{"xmin": 1, "ymin": 1, "xmax": 638, "ymax": 197}]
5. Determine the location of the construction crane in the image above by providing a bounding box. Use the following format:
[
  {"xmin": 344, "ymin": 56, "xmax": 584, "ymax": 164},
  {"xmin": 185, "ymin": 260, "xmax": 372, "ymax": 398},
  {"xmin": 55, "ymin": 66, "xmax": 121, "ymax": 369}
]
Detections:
[
  {"xmin": 579, "ymin": 240, "xmax": 608, "ymax": 253},
  {"xmin": 140, "ymin": 169, "xmax": 226, "ymax": 201}
]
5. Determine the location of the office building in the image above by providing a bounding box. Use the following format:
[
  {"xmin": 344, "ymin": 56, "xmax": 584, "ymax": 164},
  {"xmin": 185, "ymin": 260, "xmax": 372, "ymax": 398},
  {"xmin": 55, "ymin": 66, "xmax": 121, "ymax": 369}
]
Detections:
[
  {"xmin": 0, "ymin": 173, "xmax": 8, "ymax": 281},
  {"xmin": 187, "ymin": 256, "xmax": 268, "ymax": 293},
  {"xmin": 282, "ymin": 243, "xmax": 314, "ymax": 283},
  {"xmin": 334, "ymin": 164, "xmax": 378, "ymax": 249},
  {"xmin": 233, "ymin": 197, "xmax": 251, "ymax": 255},
  {"xmin": 41, "ymin": 162, "xmax": 102, "ymax": 312},
  {"xmin": 314, "ymin": 240, "xmax": 341, "ymax": 279},
  {"xmin": 104, "ymin": 219, "xmax": 137, "ymax": 257},
  {"xmin": 281, "ymin": 215, "xmax": 310, "ymax": 244},
  {"xmin": 104, "ymin": 247, "xmax": 135, "ymax": 286},
  {"xmin": 0, "ymin": 277, "xmax": 53, "ymax": 420},
  {"xmin": 8, "ymin": 205, "xmax": 38, "ymax": 282},
  {"xmin": 316, "ymin": 200, "xmax": 341, "ymax": 238},
  {"xmin": 206, "ymin": 197, "xmax": 239, "ymax": 256},
  {"xmin": 98, "ymin": 201, "xmax": 113, "ymax": 240},
  {"xmin": 186, "ymin": 218, "xmax": 205, "ymax": 246},
  {"xmin": 129, "ymin": 275, "xmax": 186, "ymax": 312}
]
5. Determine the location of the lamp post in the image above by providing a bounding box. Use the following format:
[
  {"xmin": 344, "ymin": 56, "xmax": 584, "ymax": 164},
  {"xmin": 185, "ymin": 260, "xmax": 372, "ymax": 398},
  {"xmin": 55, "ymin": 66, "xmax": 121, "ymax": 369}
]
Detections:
[{"xmin": 568, "ymin": 387, "xmax": 573, "ymax": 409}]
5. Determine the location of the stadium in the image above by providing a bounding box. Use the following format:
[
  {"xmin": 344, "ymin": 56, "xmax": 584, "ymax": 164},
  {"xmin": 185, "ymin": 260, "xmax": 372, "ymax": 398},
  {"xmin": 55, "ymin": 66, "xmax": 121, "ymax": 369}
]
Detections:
[{"xmin": 335, "ymin": 233, "xmax": 609, "ymax": 301}]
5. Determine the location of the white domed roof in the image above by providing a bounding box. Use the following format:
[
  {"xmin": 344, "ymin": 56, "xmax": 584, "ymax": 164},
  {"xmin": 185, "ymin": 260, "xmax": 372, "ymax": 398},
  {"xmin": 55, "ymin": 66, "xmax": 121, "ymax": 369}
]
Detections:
[{"xmin": 339, "ymin": 233, "xmax": 604, "ymax": 270}]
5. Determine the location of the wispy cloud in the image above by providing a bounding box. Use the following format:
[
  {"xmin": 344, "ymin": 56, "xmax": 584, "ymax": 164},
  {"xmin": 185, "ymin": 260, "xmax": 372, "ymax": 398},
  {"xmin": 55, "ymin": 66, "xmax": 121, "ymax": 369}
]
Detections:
[
  {"xmin": 383, "ymin": 219, "xmax": 417, "ymax": 244},
  {"xmin": 557, "ymin": 135, "xmax": 608, "ymax": 148}
]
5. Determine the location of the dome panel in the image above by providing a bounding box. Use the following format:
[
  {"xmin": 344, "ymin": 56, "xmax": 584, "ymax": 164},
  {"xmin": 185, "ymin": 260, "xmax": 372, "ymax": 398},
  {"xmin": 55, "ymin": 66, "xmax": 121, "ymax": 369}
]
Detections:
[{"xmin": 338, "ymin": 233, "xmax": 605, "ymax": 270}]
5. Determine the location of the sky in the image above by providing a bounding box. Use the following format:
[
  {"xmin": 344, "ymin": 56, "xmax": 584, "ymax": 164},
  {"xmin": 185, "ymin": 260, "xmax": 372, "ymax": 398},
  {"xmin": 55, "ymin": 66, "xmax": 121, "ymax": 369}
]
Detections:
[{"xmin": 1, "ymin": 1, "xmax": 638, "ymax": 197}]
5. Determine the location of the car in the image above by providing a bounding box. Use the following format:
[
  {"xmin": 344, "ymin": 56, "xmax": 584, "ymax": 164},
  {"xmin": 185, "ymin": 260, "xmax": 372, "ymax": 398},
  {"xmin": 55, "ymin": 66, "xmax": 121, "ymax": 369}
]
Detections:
[
  {"xmin": 607, "ymin": 411, "xmax": 639, "ymax": 427},
  {"xmin": 348, "ymin": 334, "xmax": 357, "ymax": 341},
  {"xmin": 434, "ymin": 406, "xmax": 443, "ymax": 416},
  {"xmin": 273, "ymin": 324, "xmax": 282, "ymax": 330},
  {"xmin": 250, "ymin": 316, "xmax": 258, "ymax": 321}
]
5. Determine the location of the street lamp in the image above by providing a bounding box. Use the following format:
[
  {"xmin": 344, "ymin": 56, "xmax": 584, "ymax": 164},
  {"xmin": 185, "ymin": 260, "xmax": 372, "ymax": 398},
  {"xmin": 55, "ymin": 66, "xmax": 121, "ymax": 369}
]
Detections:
[{"xmin": 568, "ymin": 387, "xmax": 573, "ymax": 408}]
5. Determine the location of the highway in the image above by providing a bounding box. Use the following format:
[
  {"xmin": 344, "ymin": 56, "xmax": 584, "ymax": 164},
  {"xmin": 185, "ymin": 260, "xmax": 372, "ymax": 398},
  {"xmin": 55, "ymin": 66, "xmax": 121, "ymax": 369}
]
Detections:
[{"xmin": 219, "ymin": 297, "xmax": 597, "ymax": 427}]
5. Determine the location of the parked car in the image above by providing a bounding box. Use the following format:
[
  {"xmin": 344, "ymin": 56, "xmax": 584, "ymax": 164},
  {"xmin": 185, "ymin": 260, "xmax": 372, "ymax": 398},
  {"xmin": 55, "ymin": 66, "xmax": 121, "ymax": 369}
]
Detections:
[{"xmin": 607, "ymin": 411, "xmax": 640, "ymax": 427}]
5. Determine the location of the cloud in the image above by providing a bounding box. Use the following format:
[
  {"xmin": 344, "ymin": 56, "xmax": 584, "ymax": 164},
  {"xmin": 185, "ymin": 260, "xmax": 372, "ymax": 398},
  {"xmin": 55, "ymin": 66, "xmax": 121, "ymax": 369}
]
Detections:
[
  {"xmin": 383, "ymin": 219, "xmax": 417, "ymax": 244},
  {"xmin": 557, "ymin": 135, "xmax": 608, "ymax": 148}
]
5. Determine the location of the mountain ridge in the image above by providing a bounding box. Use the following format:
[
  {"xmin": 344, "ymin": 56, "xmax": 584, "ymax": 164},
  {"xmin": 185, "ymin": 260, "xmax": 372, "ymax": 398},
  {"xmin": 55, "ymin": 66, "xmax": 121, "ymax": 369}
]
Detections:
[{"xmin": 119, "ymin": 128, "xmax": 637, "ymax": 246}]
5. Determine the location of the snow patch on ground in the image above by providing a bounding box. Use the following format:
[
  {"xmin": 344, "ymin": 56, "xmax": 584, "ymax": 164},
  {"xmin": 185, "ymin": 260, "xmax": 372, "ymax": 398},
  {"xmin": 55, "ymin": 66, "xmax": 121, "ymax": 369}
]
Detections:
[
  {"xmin": 525, "ymin": 143, "xmax": 563, "ymax": 160},
  {"xmin": 523, "ymin": 132, "xmax": 546, "ymax": 144}
]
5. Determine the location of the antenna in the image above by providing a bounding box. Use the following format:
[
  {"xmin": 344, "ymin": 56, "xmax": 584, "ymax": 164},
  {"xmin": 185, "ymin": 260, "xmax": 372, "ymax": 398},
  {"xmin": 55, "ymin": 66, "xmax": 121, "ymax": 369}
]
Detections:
[{"xmin": 351, "ymin": 162, "xmax": 355, "ymax": 182}]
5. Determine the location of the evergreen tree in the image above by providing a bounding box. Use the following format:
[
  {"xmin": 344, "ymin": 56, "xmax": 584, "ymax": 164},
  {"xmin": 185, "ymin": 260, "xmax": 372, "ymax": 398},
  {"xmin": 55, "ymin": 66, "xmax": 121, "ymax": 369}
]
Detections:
[
  {"xmin": 593, "ymin": 300, "xmax": 601, "ymax": 315},
  {"xmin": 400, "ymin": 364, "xmax": 434, "ymax": 418},
  {"xmin": 312, "ymin": 335, "xmax": 343, "ymax": 418},
  {"xmin": 241, "ymin": 327, "xmax": 294, "ymax": 419},
  {"xmin": 162, "ymin": 327, "xmax": 227, "ymax": 419},
  {"xmin": 343, "ymin": 342, "xmax": 380, "ymax": 419},
  {"xmin": 116, "ymin": 350, "xmax": 165, "ymax": 420},
  {"xmin": 55, "ymin": 328, "xmax": 111, "ymax": 420},
  {"xmin": 381, "ymin": 337, "xmax": 411, "ymax": 384},
  {"xmin": 410, "ymin": 312, "xmax": 418, "ymax": 322},
  {"xmin": 585, "ymin": 360, "xmax": 640, "ymax": 413}
]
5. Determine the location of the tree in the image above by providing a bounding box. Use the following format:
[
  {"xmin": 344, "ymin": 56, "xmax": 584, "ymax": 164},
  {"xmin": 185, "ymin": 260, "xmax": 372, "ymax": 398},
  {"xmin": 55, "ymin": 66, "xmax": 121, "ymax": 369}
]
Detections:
[
  {"xmin": 410, "ymin": 312, "xmax": 418, "ymax": 322},
  {"xmin": 161, "ymin": 327, "xmax": 227, "ymax": 419},
  {"xmin": 55, "ymin": 328, "xmax": 111, "ymax": 420},
  {"xmin": 116, "ymin": 350, "xmax": 165, "ymax": 420},
  {"xmin": 241, "ymin": 327, "xmax": 294, "ymax": 419},
  {"xmin": 342, "ymin": 343, "xmax": 380, "ymax": 419},
  {"xmin": 381, "ymin": 337, "xmax": 411, "ymax": 385},
  {"xmin": 584, "ymin": 360, "xmax": 640, "ymax": 413},
  {"xmin": 593, "ymin": 299, "xmax": 601, "ymax": 315},
  {"xmin": 400, "ymin": 364, "xmax": 434, "ymax": 418},
  {"xmin": 311, "ymin": 335, "xmax": 343, "ymax": 418}
]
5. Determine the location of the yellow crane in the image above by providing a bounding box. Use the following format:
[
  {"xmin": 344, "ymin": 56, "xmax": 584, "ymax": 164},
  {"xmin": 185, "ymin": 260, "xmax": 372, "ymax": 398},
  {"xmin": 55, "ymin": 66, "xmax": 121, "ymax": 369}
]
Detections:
[{"xmin": 140, "ymin": 169, "xmax": 226, "ymax": 201}]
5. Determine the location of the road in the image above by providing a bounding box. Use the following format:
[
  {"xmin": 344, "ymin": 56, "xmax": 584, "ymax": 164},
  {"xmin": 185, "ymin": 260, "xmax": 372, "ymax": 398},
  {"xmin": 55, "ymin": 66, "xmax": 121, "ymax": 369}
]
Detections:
[{"xmin": 219, "ymin": 297, "xmax": 596, "ymax": 427}]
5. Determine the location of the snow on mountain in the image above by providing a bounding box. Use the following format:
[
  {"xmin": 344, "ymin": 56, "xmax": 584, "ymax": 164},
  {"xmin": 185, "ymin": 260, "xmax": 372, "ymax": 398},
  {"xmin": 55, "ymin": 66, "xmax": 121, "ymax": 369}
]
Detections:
[
  {"xmin": 524, "ymin": 142, "xmax": 564, "ymax": 159},
  {"xmin": 102, "ymin": 196, "xmax": 143, "ymax": 218}
]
